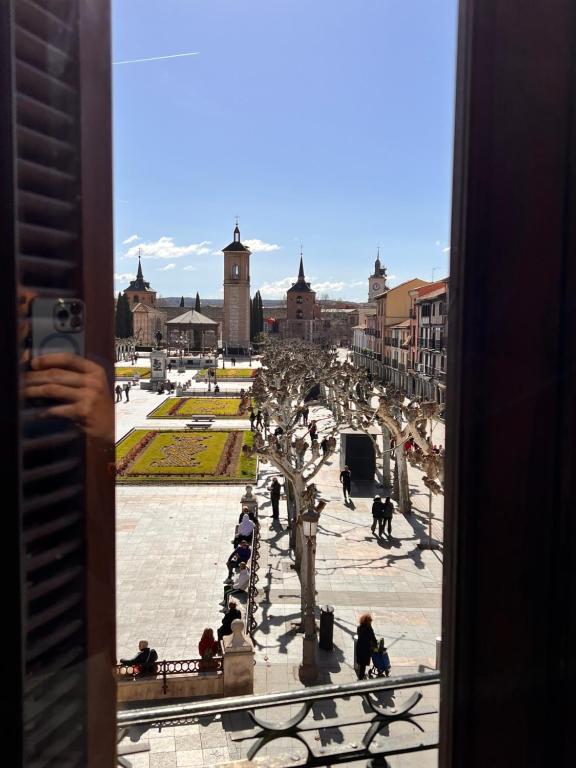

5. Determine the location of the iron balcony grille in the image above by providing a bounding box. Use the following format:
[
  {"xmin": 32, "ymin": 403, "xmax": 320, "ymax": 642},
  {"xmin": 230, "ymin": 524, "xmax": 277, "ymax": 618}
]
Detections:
[{"xmin": 117, "ymin": 671, "xmax": 439, "ymax": 767}]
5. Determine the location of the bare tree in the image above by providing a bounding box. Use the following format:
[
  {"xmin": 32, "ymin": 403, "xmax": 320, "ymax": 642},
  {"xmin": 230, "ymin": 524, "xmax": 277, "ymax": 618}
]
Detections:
[
  {"xmin": 244, "ymin": 339, "xmax": 341, "ymax": 540},
  {"xmin": 322, "ymin": 364, "xmax": 444, "ymax": 513}
]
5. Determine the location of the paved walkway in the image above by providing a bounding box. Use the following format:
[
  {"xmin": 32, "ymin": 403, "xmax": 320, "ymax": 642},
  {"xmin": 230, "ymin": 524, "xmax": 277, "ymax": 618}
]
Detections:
[{"xmin": 116, "ymin": 366, "xmax": 443, "ymax": 767}]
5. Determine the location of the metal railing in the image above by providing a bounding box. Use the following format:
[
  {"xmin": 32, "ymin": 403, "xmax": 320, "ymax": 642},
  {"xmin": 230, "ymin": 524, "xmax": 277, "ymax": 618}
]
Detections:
[
  {"xmin": 246, "ymin": 518, "xmax": 261, "ymax": 638},
  {"xmin": 117, "ymin": 671, "xmax": 440, "ymax": 766},
  {"xmin": 117, "ymin": 657, "xmax": 223, "ymax": 695}
]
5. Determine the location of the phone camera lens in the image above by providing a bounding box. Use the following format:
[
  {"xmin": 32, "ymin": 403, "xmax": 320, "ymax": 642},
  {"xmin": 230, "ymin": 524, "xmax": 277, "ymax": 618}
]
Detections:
[
  {"xmin": 70, "ymin": 302, "xmax": 82, "ymax": 315},
  {"xmin": 57, "ymin": 309, "xmax": 69, "ymax": 321},
  {"xmin": 70, "ymin": 316, "xmax": 82, "ymax": 328}
]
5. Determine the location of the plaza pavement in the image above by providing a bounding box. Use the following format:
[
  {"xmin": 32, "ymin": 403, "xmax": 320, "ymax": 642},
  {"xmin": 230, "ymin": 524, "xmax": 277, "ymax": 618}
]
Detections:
[{"xmin": 115, "ymin": 358, "xmax": 443, "ymax": 767}]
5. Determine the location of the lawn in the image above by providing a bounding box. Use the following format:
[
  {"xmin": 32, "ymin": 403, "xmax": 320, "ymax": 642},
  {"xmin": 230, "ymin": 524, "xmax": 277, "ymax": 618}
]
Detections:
[
  {"xmin": 115, "ymin": 429, "xmax": 257, "ymax": 484},
  {"xmin": 148, "ymin": 397, "xmax": 248, "ymax": 419},
  {"xmin": 115, "ymin": 366, "xmax": 151, "ymax": 378},
  {"xmin": 198, "ymin": 368, "xmax": 255, "ymax": 379}
]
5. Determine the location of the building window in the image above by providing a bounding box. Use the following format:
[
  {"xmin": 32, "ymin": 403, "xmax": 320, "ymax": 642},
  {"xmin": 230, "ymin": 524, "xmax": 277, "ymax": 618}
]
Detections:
[
  {"xmin": 231, "ymin": 263, "xmax": 239, "ymax": 279},
  {"xmin": 133, "ymin": 295, "xmax": 139, "ymax": 304},
  {"xmin": 296, "ymin": 309, "xmax": 303, "ymax": 319},
  {"xmin": 296, "ymin": 296, "xmax": 303, "ymax": 304}
]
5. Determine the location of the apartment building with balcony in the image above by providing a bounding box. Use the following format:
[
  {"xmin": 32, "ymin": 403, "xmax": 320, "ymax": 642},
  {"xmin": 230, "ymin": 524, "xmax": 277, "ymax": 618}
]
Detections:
[
  {"xmin": 378, "ymin": 278, "xmax": 428, "ymax": 383},
  {"xmin": 351, "ymin": 312, "xmax": 381, "ymax": 376},
  {"xmin": 386, "ymin": 319, "xmax": 411, "ymax": 390},
  {"xmin": 411, "ymin": 279, "xmax": 449, "ymax": 403}
]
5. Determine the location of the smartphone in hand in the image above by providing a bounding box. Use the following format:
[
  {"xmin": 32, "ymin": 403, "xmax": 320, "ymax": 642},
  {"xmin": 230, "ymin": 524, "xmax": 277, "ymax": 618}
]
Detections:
[{"xmin": 30, "ymin": 298, "xmax": 85, "ymax": 360}]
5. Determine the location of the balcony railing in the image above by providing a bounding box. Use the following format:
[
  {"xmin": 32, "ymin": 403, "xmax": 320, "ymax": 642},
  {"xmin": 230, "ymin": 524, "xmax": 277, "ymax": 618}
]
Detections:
[
  {"xmin": 116, "ymin": 657, "xmax": 223, "ymax": 695},
  {"xmin": 246, "ymin": 516, "xmax": 261, "ymax": 637},
  {"xmin": 117, "ymin": 671, "xmax": 440, "ymax": 767}
]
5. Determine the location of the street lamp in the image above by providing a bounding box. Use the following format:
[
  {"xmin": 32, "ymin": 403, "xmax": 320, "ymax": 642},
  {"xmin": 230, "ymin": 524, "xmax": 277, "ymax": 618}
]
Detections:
[{"xmin": 299, "ymin": 507, "xmax": 320, "ymax": 684}]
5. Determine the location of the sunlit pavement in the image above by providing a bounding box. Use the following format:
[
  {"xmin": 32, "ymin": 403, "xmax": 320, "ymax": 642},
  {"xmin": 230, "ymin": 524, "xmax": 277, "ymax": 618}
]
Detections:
[{"xmin": 115, "ymin": 357, "xmax": 443, "ymax": 767}]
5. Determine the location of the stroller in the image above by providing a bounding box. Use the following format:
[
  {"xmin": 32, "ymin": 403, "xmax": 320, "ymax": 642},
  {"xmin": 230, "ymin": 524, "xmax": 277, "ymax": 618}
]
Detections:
[{"xmin": 368, "ymin": 638, "xmax": 391, "ymax": 678}]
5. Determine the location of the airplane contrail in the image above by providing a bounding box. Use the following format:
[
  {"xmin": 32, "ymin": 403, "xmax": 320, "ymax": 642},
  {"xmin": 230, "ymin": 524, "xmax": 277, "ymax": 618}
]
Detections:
[{"xmin": 114, "ymin": 51, "xmax": 200, "ymax": 65}]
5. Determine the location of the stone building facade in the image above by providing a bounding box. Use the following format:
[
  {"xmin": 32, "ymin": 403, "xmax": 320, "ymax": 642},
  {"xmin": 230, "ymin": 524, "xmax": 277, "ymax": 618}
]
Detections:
[{"xmin": 280, "ymin": 256, "xmax": 324, "ymax": 342}]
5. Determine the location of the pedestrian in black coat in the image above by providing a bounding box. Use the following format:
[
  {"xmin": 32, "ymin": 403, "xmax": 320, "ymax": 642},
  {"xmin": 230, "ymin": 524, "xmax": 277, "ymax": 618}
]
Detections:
[{"xmin": 356, "ymin": 613, "xmax": 377, "ymax": 680}]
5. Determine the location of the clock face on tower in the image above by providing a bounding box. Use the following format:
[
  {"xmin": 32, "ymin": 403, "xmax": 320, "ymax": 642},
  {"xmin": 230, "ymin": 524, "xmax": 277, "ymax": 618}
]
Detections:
[{"xmin": 372, "ymin": 282, "xmax": 380, "ymax": 292}]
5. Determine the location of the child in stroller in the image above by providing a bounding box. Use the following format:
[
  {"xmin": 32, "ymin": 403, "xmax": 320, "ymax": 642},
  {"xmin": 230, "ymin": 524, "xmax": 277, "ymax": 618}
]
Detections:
[{"xmin": 369, "ymin": 638, "xmax": 391, "ymax": 678}]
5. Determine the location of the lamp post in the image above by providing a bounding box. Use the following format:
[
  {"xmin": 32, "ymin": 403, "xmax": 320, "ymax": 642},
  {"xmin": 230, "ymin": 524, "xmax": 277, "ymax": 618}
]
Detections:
[{"xmin": 298, "ymin": 502, "xmax": 325, "ymax": 684}]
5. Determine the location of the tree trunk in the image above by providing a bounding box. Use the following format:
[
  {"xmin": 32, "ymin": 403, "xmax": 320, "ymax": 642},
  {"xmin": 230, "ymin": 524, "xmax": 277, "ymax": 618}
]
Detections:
[
  {"xmin": 381, "ymin": 426, "xmax": 392, "ymax": 489},
  {"xmin": 394, "ymin": 444, "xmax": 411, "ymax": 514}
]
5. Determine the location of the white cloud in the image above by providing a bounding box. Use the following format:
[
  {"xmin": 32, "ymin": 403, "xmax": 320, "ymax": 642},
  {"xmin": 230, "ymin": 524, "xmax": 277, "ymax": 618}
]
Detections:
[
  {"xmin": 182, "ymin": 265, "xmax": 197, "ymax": 272},
  {"xmin": 258, "ymin": 276, "xmax": 296, "ymax": 299},
  {"xmin": 122, "ymin": 234, "xmax": 139, "ymax": 244},
  {"xmin": 442, "ymin": 245, "xmax": 451, "ymax": 253},
  {"xmin": 158, "ymin": 263, "xmax": 176, "ymax": 271},
  {"xmin": 123, "ymin": 236, "xmax": 212, "ymax": 260},
  {"xmin": 312, "ymin": 281, "xmax": 346, "ymax": 294},
  {"xmin": 243, "ymin": 239, "xmax": 280, "ymax": 253},
  {"xmin": 114, "ymin": 272, "xmax": 135, "ymax": 283},
  {"xmin": 350, "ymin": 280, "xmax": 368, "ymax": 288},
  {"xmin": 387, "ymin": 274, "xmax": 397, "ymax": 285}
]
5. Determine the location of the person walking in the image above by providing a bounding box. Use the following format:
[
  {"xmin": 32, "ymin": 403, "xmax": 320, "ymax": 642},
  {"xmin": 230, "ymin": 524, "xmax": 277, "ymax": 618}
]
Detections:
[
  {"xmin": 269, "ymin": 476, "xmax": 282, "ymax": 520},
  {"xmin": 340, "ymin": 465, "xmax": 352, "ymax": 502},
  {"xmin": 123, "ymin": 382, "xmax": 130, "ymax": 402},
  {"xmin": 255, "ymin": 409, "xmax": 263, "ymax": 430},
  {"xmin": 302, "ymin": 406, "xmax": 309, "ymax": 426},
  {"xmin": 382, "ymin": 496, "xmax": 394, "ymax": 538},
  {"xmin": 355, "ymin": 613, "xmax": 377, "ymax": 680},
  {"xmin": 320, "ymin": 436, "xmax": 329, "ymax": 456},
  {"xmin": 249, "ymin": 408, "xmax": 256, "ymax": 431},
  {"xmin": 371, "ymin": 495, "xmax": 385, "ymax": 536},
  {"xmin": 231, "ymin": 356, "xmax": 236, "ymax": 367},
  {"xmin": 308, "ymin": 420, "xmax": 318, "ymax": 442},
  {"xmin": 115, "ymin": 384, "xmax": 122, "ymax": 403},
  {"xmin": 263, "ymin": 410, "xmax": 270, "ymax": 435}
]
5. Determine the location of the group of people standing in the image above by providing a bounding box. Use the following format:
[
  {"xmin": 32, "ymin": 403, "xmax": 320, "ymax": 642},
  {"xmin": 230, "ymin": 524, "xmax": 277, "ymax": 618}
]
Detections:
[
  {"xmin": 249, "ymin": 408, "xmax": 270, "ymax": 433},
  {"xmin": 115, "ymin": 382, "xmax": 131, "ymax": 403}
]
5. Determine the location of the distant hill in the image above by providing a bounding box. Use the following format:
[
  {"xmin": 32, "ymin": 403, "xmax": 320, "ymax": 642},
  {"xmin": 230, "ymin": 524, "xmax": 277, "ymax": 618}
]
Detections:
[{"xmin": 158, "ymin": 297, "xmax": 285, "ymax": 307}]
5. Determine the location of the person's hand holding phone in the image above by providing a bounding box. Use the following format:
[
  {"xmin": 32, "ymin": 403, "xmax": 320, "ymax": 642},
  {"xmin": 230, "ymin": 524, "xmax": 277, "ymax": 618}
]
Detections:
[{"xmin": 25, "ymin": 353, "xmax": 114, "ymax": 442}]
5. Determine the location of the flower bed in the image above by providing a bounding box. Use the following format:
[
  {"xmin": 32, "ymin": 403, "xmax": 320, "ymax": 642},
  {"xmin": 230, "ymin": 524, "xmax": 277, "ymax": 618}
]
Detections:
[
  {"xmin": 148, "ymin": 397, "xmax": 248, "ymax": 419},
  {"xmin": 197, "ymin": 368, "xmax": 255, "ymax": 379},
  {"xmin": 115, "ymin": 366, "xmax": 151, "ymax": 378},
  {"xmin": 115, "ymin": 429, "xmax": 257, "ymax": 484}
]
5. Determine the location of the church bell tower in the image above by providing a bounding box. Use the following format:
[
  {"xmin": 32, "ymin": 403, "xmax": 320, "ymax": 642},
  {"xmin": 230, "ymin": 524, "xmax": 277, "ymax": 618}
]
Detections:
[
  {"xmin": 221, "ymin": 222, "xmax": 251, "ymax": 354},
  {"xmin": 368, "ymin": 248, "xmax": 387, "ymax": 302}
]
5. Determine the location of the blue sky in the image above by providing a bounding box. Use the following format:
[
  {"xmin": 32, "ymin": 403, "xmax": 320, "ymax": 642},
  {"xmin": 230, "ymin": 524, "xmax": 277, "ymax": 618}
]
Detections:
[{"xmin": 112, "ymin": 0, "xmax": 457, "ymax": 301}]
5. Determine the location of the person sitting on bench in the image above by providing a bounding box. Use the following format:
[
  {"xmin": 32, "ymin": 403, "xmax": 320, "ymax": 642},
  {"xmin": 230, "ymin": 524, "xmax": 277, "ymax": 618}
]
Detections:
[
  {"xmin": 222, "ymin": 562, "xmax": 250, "ymax": 605},
  {"xmin": 234, "ymin": 512, "xmax": 255, "ymax": 546},
  {"xmin": 119, "ymin": 640, "xmax": 158, "ymax": 675},
  {"xmin": 225, "ymin": 540, "xmax": 251, "ymax": 581},
  {"xmin": 217, "ymin": 601, "xmax": 242, "ymax": 641}
]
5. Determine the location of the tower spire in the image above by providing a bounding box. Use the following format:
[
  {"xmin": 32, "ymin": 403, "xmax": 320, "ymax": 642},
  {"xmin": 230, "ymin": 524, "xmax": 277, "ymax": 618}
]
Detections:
[
  {"xmin": 136, "ymin": 248, "xmax": 143, "ymax": 279},
  {"xmin": 298, "ymin": 254, "xmax": 305, "ymax": 280}
]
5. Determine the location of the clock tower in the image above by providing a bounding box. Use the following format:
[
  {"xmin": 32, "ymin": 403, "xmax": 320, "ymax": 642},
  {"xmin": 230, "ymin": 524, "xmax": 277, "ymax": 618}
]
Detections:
[{"xmin": 368, "ymin": 248, "xmax": 387, "ymax": 302}]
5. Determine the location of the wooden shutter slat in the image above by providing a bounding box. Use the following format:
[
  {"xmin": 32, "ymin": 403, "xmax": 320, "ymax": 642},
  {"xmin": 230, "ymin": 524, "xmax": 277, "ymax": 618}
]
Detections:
[
  {"xmin": 28, "ymin": 567, "xmax": 83, "ymax": 602},
  {"xmin": 16, "ymin": 58, "xmax": 76, "ymax": 110},
  {"xmin": 16, "ymin": 0, "xmax": 74, "ymax": 39},
  {"xmin": 28, "ymin": 593, "xmax": 82, "ymax": 633},
  {"xmin": 22, "ymin": 509, "xmax": 80, "ymax": 542},
  {"xmin": 15, "ymin": 24, "xmax": 72, "ymax": 76},
  {"xmin": 22, "ymin": 484, "xmax": 82, "ymax": 514},
  {"xmin": 20, "ymin": 254, "xmax": 76, "ymax": 276},
  {"xmin": 17, "ymin": 92, "xmax": 74, "ymax": 137},
  {"xmin": 23, "ymin": 429, "xmax": 77, "ymax": 453},
  {"xmin": 26, "ymin": 619, "xmax": 83, "ymax": 663},
  {"xmin": 19, "ymin": 221, "xmax": 77, "ymax": 251}
]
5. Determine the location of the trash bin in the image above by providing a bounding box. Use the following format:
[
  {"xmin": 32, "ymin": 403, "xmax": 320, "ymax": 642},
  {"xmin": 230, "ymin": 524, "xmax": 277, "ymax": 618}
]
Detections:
[{"xmin": 319, "ymin": 604, "xmax": 334, "ymax": 651}]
